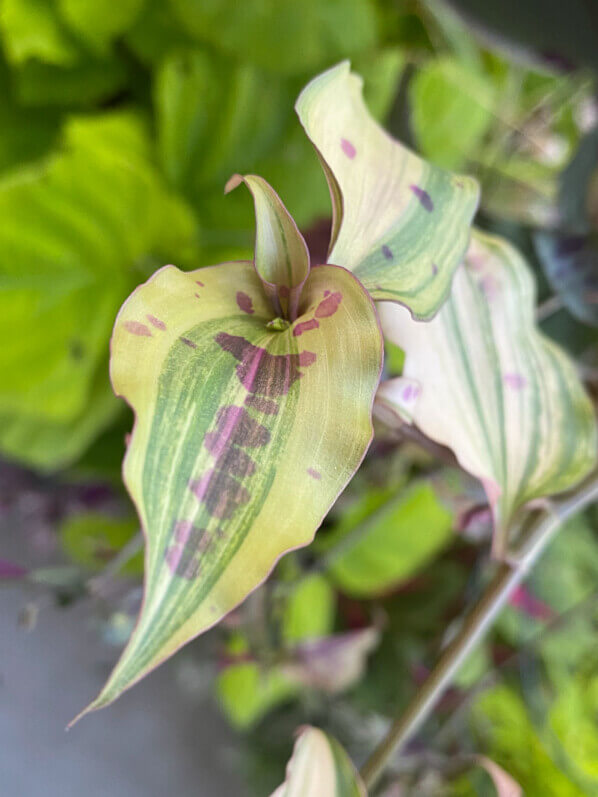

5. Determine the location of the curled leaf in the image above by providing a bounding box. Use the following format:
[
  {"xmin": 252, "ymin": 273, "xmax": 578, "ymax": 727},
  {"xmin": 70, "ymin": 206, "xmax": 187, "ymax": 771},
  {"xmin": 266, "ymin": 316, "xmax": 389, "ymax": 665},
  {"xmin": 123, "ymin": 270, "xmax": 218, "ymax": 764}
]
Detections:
[
  {"xmin": 296, "ymin": 60, "xmax": 479, "ymax": 317},
  {"xmin": 225, "ymin": 174, "xmax": 310, "ymax": 318},
  {"xmin": 379, "ymin": 230, "xmax": 597, "ymax": 555},
  {"xmin": 271, "ymin": 726, "xmax": 366, "ymax": 797},
  {"xmin": 281, "ymin": 627, "xmax": 380, "ymax": 693},
  {"xmin": 74, "ymin": 258, "xmax": 382, "ymax": 718}
]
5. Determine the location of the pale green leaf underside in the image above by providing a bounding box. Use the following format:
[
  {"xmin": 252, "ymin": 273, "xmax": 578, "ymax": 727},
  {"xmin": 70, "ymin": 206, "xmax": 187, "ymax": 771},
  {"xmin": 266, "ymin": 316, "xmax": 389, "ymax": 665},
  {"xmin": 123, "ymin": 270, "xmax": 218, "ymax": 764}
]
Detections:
[
  {"xmin": 77, "ymin": 260, "xmax": 382, "ymax": 717},
  {"xmin": 379, "ymin": 229, "xmax": 597, "ymax": 555},
  {"xmin": 271, "ymin": 726, "xmax": 366, "ymax": 797},
  {"xmin": 295, "ymin": 60, "xmax": 480, "ymax": 318}
]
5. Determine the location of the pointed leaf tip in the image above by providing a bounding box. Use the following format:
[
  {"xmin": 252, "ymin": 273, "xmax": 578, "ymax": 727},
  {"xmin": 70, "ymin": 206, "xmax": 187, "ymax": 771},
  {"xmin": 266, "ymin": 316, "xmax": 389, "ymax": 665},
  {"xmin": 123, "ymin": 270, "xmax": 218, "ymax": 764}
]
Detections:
[
  {"xmin": 296, "ymin": 60, "xmax": 479, "ymax": 318},
  {"xmin": 226, "ymin": 173, "xmax": 310, "ymax": 319},
  {"xmin": 224, "ymin": 173, "xmax": 243, "ymax": 194},
  {"xmin": 271, "ymin": 726, "xmax": 366, "ymax": 796}
]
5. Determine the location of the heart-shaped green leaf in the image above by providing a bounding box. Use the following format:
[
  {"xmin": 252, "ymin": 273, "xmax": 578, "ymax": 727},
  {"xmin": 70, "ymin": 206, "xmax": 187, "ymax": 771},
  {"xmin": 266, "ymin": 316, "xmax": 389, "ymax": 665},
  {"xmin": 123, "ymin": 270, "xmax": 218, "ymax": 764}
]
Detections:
[
  {"xmin": 271, "ymin": 726, "xmax": 366, "ymax": 797},
  {"xmin": 295, "ymin": 60, "xmax": 479, "ymax": 318},
  {"xmin": 379, "ymin": 230, "xmax": 597, "ymax": 556},
  {"xmin": 75, "ymin": 252, "xmax": 382, "ymax": 717}
]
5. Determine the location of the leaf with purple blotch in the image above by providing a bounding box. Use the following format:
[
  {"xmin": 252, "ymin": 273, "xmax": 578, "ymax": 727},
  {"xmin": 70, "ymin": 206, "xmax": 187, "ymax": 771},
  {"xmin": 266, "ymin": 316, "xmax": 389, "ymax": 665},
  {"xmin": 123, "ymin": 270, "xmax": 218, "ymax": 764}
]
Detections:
[
  {"xmin": 72, "ymin": 177, "xmax": 383, "ymax": 720},
  {"xmin": 379, "ymin": 229, "xmax": 596, "ymax": 557},
  {"xmin": 296, "ymin": 61, "xmax": 479, "ymax": 318}
]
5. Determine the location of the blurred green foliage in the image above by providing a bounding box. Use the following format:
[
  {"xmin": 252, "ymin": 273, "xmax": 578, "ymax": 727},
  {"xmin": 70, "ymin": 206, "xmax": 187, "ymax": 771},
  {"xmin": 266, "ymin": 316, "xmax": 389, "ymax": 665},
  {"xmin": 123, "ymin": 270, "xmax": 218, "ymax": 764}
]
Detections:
[{"xmin": 0, "ymin": 0, "xmax": 403, "ymax": 472}]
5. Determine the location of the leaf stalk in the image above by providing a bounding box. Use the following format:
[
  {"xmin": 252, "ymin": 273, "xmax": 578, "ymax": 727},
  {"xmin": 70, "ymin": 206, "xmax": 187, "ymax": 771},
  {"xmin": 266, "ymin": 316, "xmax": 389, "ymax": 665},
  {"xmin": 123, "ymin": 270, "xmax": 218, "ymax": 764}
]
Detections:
[{"xmin": 359, "ymin": 470, "xmax": 598, "ymax": 791}]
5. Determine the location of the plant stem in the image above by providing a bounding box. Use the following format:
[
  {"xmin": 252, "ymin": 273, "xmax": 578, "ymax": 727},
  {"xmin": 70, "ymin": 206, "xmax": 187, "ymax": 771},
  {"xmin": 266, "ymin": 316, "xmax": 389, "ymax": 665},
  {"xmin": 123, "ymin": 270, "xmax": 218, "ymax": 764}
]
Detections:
[{"xmin": 359, "ymin": 471, "xmax": 598, "ymax": 791}]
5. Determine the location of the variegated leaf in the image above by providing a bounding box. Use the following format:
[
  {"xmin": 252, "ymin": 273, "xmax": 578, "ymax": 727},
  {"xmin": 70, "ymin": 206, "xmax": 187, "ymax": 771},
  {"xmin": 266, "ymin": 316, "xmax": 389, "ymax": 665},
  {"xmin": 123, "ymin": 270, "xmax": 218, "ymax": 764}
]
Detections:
[
  {"xmin": 295, "ymin": 60, "xmax": 479, "ymax": 318},
  {"xmin": 75, "ymin": 259, "xmax": 382, "ymax": 718},
  {"xmin": 271, "ymin": 726, "xmax": 366, "ymax": 797},
  {"xmin": 379, "ymin": 229, "xmax": 597, "ymax": 556}
]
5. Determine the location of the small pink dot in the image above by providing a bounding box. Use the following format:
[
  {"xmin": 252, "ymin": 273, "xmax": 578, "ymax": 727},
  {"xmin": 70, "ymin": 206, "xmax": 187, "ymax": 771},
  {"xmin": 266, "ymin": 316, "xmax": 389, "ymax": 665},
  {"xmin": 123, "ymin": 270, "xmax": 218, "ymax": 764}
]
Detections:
[
  {"xmin": 340, "ymin": 138, "xmax": 356, "ymax": 159},
  {"xmin": 146, "ymin": 314, "xmax": 166, "ymax": 330},
  {"xmin": 124, "ymin": 321, "xmax": 152, "ymax": 337},
  {"xmin": 307, "ymin": 468, "xmax": 321, "ymax": 480}
]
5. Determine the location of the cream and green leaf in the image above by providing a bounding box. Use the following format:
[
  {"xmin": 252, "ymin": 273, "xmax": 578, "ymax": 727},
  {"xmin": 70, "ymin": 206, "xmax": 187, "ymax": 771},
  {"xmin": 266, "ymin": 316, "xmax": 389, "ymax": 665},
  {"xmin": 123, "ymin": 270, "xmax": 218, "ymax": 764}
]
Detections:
[
  {"xmin": 378, "ymin": 229, "xmax": 597, "ymax": 556},
  {"xmin": 295, "ymin": 60, "xmax": 479, "ymax": 317},
  {"xmin": 271, "ymin": 726, "xmax": 366, "ymax": 797},
  {"xmin": 75, "ymin": 178, "xmax": 383, "ymax": 717}
]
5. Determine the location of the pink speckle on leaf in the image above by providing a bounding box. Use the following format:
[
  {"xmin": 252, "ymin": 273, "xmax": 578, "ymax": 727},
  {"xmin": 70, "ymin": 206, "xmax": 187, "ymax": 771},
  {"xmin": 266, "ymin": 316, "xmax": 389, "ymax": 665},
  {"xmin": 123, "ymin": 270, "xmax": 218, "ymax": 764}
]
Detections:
[
  {"xmin": 509, "ymin": 585, "xmax": 554, "ymax": 621},
  {"xmin": 146, "ymin": 314, "xmax": 166, "ymax": 331},
  {"xmin": 293, "ymin": 318, "xmax": 319, "ymax": 336},
  {"xmin": 124, "ymin": 321, "xmax": 152, "ymax": 337},
  {"xmin": 504, "ymin": 373, "xmax": 527, "ymax": 390},
  {"xmin": 298, "ymin": 350, "xmax": 317, "ymax": 367},
  {"xmin": 180, "ymin": 337, "xmax": 197, "ymax": 349},
  {"xmin": 196, "ymin": 280, "xmax": 205, "ymax": 287},
  {"xmin": 482, "ymin": 478, "xmax": 501, "ymax": 508},
  {"xmin": 315, "ymin": 291, "xmax": 342, "ymax": 318},
  {"xmin": 195, "ymin": 293, "xmax": 200, "ymax": 299},
  {"xmin": 479, "ymin": 275, "xmax": 498, "ymax": 300},
  {"xmin": 382, "ymin": 245, "xmax": 393, "ymax": 260},
  {"xmin": 432, "ymin": 263, "xmax": 439, "ymax": 275},
  {"xmin": 340, "ymin": 138, "xmax": 356, "ymax": 159},
  {"xmin": 236, "ymin": 291, "xmax": 254, "ymax": 314},
  {"xmin": 307, "ymin": 468, "xmax": 321, "ymax": 480},
  {"xmin": 409, "ymin": 185, "xmax": 434, "ymax": 212}
]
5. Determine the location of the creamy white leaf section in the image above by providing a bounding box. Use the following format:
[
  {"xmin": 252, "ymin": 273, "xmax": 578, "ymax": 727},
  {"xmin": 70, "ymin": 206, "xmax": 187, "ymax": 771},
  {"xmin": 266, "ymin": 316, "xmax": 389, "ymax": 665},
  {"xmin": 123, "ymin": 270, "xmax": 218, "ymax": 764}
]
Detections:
[
  {"xmin": 296, "ymin": 60, "xmax": 479, "ymax": 317},
  {"xmin": 379, "ymin": 230, "xmax": 597, "ymax": 555},
  {"xmin": 270, "ymin": 726, "xmax": 366, "ymax": 797}
]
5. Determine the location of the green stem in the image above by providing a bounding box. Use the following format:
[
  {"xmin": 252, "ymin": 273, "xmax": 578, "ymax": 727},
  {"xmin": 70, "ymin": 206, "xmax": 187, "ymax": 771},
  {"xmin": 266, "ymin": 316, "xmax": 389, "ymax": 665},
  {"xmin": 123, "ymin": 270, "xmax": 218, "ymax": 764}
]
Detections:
[{"xmin": 359, "ymin": 472, "xmax": 598, "ymax": 791}]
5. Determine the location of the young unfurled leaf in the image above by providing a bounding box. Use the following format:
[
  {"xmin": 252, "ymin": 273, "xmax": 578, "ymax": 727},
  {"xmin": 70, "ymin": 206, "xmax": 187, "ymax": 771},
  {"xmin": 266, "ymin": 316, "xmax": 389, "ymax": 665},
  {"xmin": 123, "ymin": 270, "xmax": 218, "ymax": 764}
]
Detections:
[
  {"xmin": 271, "ymin": 726, "xmax": 366, "ymax": 797},
  {"xmin": 379, "ymin": 230, "xmax": 597, "ymax": 556},
  {"xmin": 75, "ymin": 251, "xmax": 382, "ymax": 717},
  {"xmin": 323, "ymin": 482, "xmax": 454, "ymax": 597},
  {"xmin": 225, "ymin": 174, "xmax": 310, "ymax": 318},
  {"xmin": 296, "ymin": 61, "xmax": 479, "ymax": 317}
]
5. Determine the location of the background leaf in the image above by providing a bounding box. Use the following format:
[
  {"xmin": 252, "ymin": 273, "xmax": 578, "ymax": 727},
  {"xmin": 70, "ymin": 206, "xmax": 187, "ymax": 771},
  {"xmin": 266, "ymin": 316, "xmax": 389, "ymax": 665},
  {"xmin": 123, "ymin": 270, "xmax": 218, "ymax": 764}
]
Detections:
[
  {"xmin": 379, "ymin": 229, "xmax": 597, "ymax": 554},
  {"xmin": 0, "ymin": 111, "xmax": 198, "ymax": 469},
  {"xmin": 323, "ymin": 482, "xmax": 454, "ymax": 597},
  {"xmin": 270, "ymin": 726, "xmax": 366, "ymax": 796}
]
